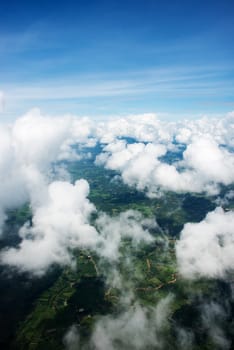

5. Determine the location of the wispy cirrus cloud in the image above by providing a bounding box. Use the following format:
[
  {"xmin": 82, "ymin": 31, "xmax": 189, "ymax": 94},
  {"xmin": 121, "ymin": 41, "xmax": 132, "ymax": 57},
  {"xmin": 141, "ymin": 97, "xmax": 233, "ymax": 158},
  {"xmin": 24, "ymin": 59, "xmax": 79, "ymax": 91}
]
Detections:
[
  {"xmin": 5, "ymin": 64, "xmax": 234, "ymax": 98},
  {"xmin": 1, "ymin": 64, "xmax": 233, "ymax": 118}
]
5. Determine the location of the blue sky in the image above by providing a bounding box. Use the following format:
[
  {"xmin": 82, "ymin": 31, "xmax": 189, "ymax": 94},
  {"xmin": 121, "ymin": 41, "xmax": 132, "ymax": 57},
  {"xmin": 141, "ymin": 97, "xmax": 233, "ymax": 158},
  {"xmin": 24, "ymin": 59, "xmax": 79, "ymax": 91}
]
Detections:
[{"xmin": 0, "ymin": 0, "xmax": 234, "ymax": 120}]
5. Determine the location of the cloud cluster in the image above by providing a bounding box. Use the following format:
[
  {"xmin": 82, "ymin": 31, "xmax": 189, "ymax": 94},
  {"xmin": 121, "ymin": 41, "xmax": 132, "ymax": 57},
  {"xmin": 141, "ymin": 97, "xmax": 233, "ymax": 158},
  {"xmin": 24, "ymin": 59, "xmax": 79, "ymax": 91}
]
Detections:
[
  {"xmin": 1, "ymin": 108, "xmax": 234, "ymax": 350},
  {"xmin": 174, "ymin": 112, "xmax": 234, "ymax": 148},
  {"xmin": 96, "ymin": 136, "xmax": 234, "ymax": 196},
  {"xmin": 0, "ymin": 108, "xmax": 234, "ymax": 276},
  {"xmin": 94, "ymin": 111, "xmax": 234, "ymax": 196},
  {"xmin": 1, "ymin": 179, "xmax": 156, "ymax": 275},
  {"xmin": 96, "ymin": 111, "xmax": 234, "ymax": 147},
  {"xmin": 1, "ymin": 109, "xmax": 234, "ymax": 229},
  {"xmin": 96, "ymin": 140, "xmax": 167, "ymax": 196},
  {"xmin": 176, "ymin": 207, "xmax": 234, "ymax": 279},
  {"xmin": 96, "ymin": 113, "xmax": 173, "ymax": 144}
]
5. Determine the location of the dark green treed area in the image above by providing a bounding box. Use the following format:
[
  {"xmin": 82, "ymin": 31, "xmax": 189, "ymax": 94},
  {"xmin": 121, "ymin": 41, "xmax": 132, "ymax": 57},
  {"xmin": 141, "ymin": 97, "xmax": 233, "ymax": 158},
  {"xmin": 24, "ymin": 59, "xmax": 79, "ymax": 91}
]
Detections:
[{"xmin": 0, "ymin": 148, "xmax": 234, "ymax": 350}]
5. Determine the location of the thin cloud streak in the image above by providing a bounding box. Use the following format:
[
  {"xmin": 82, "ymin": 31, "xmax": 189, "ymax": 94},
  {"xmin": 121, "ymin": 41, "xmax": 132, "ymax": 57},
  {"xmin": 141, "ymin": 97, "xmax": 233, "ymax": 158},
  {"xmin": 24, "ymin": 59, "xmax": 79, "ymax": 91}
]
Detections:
[{"xmin": 3, "ymin": 65, "xmax": 233, "ymax": 105}]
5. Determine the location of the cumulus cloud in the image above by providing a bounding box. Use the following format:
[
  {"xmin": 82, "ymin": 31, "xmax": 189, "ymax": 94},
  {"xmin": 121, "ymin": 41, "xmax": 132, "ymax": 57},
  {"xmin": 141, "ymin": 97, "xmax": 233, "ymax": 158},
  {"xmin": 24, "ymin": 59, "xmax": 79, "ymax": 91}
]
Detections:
[
  {"xmin": 201, "ymin": 302, "xmax": 230, "ymax": 350},
  {"xmin": 175, "ymin": 112, "xmax": 234, "ymax": 147},
  {"xmin": 182, "ymin": 137, "xmax": 234, "ymax": 185},
  {"xmin": 96, "ymin": 140, "xmax": 167, "ymax": 196},
  {"xmin": 1, "ymin": 108, "xmax": 234, "ymax": 349},
  {"xmin": 95, "ymin": 111, "xmax": 234, "ymax": 148},
  {"xmin": 0, "ymin": 108, "xmax": 97, "ymax": 234},
  {"xmin": 154, "ymin": 136, "xmax": 234, "ymax": 194},
  {"xmin": 1, "ymin": 180, "xmax": 100, "ymax": 275},
  {"xmin": 0, "ymin": 109, "xmax": 100, "ymax": 272},
  {"xmin": 94, "ymin": 111, "xmax": 234, "ymax": 196},
  {"xmin": 0, "ymin": 109, "xmax": 234, "ymax": 233},
  {"xmin": 1, "ymin": 177, "xmax": 156, "ymax": 275},
  {"xmin": 63, "ymin": 325, "xmax": 80, "ymax": 350},
  {"xmin": 176, "ymin": 208, "xmax": 234, "ymax": 279},
  {"xmin": 96, "ymin": 113, "xmax": 173, "ymax": 144},
  {"xmin": 89, "ymin": 294, "xmax": 173, "ymax": 350},
  {"xmin": 96, "ymin": 210, "xmax": 156, "ymax": 261},
  {"xmin": 0, "ymin": 109, "xmax": 71, "ymax": 220},
  {"xmin": 1, "ymin": 108, "xmax": 234, "ymax": 276},
  {"xmin": 96, "ymin": 136, "xmax": 234, "ymax": 196},
  {"xmin": 11, "ymin": 108, "xmax": 72, "ymax": 169}
]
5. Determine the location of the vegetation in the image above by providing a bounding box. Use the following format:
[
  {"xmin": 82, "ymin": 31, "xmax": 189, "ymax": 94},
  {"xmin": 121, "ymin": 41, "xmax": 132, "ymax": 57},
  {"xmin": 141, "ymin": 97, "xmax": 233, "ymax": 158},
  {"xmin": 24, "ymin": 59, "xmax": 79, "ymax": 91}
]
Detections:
[{"xmin": 0, "ymin": 151, "xmax": 234, "ymax": 349}]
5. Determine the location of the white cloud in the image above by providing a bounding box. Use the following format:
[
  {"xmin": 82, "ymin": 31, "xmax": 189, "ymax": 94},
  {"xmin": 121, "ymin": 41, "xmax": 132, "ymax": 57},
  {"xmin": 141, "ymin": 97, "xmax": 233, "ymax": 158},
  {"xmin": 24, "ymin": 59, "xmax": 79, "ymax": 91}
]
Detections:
[
  {"xmin": 96, "ymin": 140, "xmax": 167, "ymax": 196},
  {"xmin": 96, "ymin": 111, "xmax": 234, "ymax": 147},
  {"xmin": 1, "ymin": 108, "xmax": 234, "ymax": 276},
  {"xmin": 0, "ymin": 108, "xmax": 233, "ymax": 216},
  {"xmin": 1, "ymin": 194, "xmax": 156, "ymax": 275},
  {"xmin": 153, "ymin": 136, "xmax": 234, "ymax": 194},
  {"xmin": 11, "ymin": 108, "xmax": 72, "ymax": 169},
  {"xmin": 63, "ymin": 325, "xmax": 80, "ymax": 350},
  {"xmin": 176, "ymin": 208, "xmax": 234, "ymax": 279},
  {"xmin": 90, "ymin": 294, "xmax": 173, "ymax": 350},
  {"xmin": 1, "ymin": 168, "xmax": 156, "ymax": 275},
  {"xmin": 183, "ymin": 137, "xmax": 234, "ymax": 185},
  {"xmin": 96, "ymin": 210, "xmax": 156, "ymax": 261},
  {"xmin": 0, "ymin": 109, "xmax": 159, "ymax": 275},
  {"xmin": 96, "ymin": 113, "xmax": 173, "ymax": 144},
  {"xmin": 97, "ymin": 134, "xmax": 234, "ymax": 196},
  {"xmin": 1, "ymin": 180, "xmax": 99, "ymax": 275},
  {"xmin": 0, "ymin": 109, "xmax": 97, "ymax": 233},
  {"xmin": 201, "ymin": 302, "xmax": 230, "ymax": 350}
]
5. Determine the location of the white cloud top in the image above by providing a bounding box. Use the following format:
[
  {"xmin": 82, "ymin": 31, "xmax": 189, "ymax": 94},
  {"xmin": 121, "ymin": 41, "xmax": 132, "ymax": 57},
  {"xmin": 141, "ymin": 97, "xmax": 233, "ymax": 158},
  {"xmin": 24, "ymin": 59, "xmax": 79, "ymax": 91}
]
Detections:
[
  {"xmin": 90, "ymin": 295, "xmax": 173, "ymax": 350},
  {"xmin": 176, "ymin": 208, "xmax": 234, "ymax": 279},
  {"xmin": 1, "ymin": 180, "xmax": 99, "ymax": 275},
  {"xmin": 97, "ymin": 136, "xmax": 234, "ymax": 196}
]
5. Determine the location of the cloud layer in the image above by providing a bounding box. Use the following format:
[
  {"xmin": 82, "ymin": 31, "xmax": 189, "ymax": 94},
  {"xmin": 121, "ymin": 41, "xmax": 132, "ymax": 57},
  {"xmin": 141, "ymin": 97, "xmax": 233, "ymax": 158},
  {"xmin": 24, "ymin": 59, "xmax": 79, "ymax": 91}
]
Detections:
[
  {"xmin": 0, "ymin": 108, "xmax": 234, "ymax": 350},
  {"xmin": 95, "ymin": 112, "xmax": 234, "ymax": 196},
  {"xmin": 0, "ymin": 109, "xmax": 234, "ymax": 277}
]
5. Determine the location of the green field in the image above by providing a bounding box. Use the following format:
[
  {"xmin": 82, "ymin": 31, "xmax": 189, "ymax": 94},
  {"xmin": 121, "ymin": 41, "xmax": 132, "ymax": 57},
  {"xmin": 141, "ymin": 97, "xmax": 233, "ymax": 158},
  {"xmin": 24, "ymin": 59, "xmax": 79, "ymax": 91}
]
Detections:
[{"xmin": 1, "ymin": 153, "xmax": 234, "ymax": 350}]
